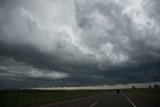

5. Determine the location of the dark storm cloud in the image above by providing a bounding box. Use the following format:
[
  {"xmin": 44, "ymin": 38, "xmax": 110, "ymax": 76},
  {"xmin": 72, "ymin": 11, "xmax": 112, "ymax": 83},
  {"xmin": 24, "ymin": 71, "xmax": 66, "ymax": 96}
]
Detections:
[
  {"xmin": 0, "ymin": 0, "xmax": 160, "ymax": 88},
  {"xmin": 142, "ymin": 0, "xmax": 160, "ymax": 25}
]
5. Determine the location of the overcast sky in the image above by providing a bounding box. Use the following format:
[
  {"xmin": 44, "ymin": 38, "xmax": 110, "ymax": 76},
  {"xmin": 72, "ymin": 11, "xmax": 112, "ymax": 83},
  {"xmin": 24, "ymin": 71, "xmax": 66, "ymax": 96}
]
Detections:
[{"xmin": 0, "ymin": 0, "xmax": 160, "ymax": 88}]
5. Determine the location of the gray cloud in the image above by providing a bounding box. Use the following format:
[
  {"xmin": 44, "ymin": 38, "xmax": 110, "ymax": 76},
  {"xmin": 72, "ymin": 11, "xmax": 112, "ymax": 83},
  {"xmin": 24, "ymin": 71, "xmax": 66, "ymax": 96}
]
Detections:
[{"xmin": 0, "ymin": 0, "xmax": 160, "ymax": 88}]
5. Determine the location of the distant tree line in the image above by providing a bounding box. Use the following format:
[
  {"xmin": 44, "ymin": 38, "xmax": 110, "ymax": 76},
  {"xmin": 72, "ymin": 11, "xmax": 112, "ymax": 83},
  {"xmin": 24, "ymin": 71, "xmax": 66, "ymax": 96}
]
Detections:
[{"xmin": 131, "ymin": 84, "xmax": 160, "ymax": 89}]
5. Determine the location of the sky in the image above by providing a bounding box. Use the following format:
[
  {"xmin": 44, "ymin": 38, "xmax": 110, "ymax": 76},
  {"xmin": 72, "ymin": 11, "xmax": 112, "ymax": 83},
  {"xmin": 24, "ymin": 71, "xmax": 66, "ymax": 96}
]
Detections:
[{"xmin": 0, "ymin": 0, "xmax": 160, "ymax": 88}]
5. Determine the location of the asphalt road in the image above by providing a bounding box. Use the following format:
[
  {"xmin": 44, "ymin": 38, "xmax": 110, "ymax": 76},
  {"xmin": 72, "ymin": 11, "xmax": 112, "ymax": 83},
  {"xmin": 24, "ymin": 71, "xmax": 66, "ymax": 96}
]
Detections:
[{"xmin": 38, "ymin": 92, "xmax": 160, "ymax": 107}]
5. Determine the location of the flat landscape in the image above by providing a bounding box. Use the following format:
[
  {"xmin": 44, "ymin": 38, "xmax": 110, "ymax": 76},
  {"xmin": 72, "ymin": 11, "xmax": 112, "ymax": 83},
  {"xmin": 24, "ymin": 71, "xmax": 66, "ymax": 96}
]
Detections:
[
  {"xmin": 0, "ymin": 89, "xmax": 109, "ymax": 107},
  {"xmin": 0, "ymin": 88, "xmax": 160, "ymax": 107},
  {"xmin": 0, "ymin": 0, "xmax": 160, "ymax": 107}
]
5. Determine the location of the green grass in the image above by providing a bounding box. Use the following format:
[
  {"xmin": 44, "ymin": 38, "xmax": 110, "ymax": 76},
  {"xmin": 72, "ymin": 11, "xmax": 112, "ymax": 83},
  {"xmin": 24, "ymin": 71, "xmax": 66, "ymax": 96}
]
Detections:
[
  {"xmin": 126, "ymin": 88, "xmax": 160, "ymax": 102},
  {"xmin": 1, "ymin": 88, "xmax": 159, "ymax": 107},
  {"xmin": 0, "ymin": 89, "xmax": 109, "ymax": 107}
]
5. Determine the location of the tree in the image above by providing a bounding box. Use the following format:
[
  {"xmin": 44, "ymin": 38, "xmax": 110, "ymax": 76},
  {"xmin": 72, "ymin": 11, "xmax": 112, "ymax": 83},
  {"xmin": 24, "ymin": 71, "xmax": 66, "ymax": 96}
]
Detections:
[{"xmin": 132, "ymin": 86, "xmax": 136, "ymax": 90}]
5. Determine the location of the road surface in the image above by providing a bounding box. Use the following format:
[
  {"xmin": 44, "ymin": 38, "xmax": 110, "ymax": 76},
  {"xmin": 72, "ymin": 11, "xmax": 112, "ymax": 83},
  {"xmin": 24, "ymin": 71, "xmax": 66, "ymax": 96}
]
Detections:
[{"xmin": 37, "ymin": 92, "xmax": 160, "ymax": 107}]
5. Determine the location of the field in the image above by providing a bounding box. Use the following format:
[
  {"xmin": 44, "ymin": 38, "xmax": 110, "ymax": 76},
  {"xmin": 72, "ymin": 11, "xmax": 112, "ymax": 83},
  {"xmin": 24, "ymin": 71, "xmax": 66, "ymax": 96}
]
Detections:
[
  {"xmin": 0, "ymin": 89, "xmax": 109, "ymax": 107},
  {"xmin": 126, "ymin": 87, "xmax": 160, "ymax": 102},
  {"xmin": 0, "ymin": 88, "xmax": 160, "ymax": 107}
]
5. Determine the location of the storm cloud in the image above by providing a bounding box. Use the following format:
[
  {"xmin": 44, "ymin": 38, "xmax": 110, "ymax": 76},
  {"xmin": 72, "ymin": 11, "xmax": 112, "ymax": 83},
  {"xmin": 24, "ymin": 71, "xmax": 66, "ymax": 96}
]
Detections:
[{"xmin": 0, "ymin": 0, "xmax": 160, "ymax": 88}]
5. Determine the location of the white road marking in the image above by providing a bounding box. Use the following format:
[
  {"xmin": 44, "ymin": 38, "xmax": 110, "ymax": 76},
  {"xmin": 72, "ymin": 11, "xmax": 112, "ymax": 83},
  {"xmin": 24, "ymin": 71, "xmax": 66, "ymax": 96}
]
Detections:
[
  {"xmin": 90, "ymin": 102, "xmax": 98, "ymax": 107},
  {"xmin": 122, "ymin": 92, "xmax": 136, "ymax": 107}
]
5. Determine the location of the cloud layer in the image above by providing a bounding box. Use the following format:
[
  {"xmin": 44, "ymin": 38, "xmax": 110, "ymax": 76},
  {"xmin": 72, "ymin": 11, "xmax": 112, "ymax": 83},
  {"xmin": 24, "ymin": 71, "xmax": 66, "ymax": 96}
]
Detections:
[{"xmin": 0, "ymin": 0, "xmax": 160, "ymax": 88}]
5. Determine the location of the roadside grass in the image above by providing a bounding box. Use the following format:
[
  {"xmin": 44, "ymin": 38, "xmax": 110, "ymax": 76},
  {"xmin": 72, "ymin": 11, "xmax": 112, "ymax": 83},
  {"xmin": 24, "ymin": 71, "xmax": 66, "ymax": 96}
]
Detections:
[
  {"xmin": 0, "ymin": 89, "xmax": 110, "ymax": 107},
  {"xmin": 125, "ymin": 88, "xmax": 160, "ymax": 102}
]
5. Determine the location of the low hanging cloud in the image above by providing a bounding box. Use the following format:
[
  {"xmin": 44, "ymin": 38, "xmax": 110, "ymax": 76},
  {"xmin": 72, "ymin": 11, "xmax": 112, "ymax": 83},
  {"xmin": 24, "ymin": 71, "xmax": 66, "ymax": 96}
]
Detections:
[
  {"xmin": 0, "ymin": 57, "xmax": 68, "ymax": 79},
  {"xmin": 0, "ymin": 0, "xmax": 160, "ymax": 88}
]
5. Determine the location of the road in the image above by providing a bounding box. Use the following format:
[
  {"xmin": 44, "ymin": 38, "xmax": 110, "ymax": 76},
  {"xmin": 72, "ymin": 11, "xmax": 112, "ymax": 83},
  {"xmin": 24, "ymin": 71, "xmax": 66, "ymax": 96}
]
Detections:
[{"xmin": 37, "ymin": 92, "xmax": 160, "ymax": 107}]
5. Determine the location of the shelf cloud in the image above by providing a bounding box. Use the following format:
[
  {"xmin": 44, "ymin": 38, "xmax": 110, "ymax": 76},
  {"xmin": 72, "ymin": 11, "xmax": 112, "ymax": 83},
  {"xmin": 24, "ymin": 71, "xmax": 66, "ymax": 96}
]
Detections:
[{"xmin": 0, "ymin": 0, "xmax": 160, "ymax": 88}]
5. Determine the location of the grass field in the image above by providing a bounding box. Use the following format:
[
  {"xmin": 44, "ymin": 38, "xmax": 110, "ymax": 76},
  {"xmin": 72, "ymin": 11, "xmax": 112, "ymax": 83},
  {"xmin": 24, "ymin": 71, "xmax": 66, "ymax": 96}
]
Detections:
[
  {"xmin": 126, "ymin": 87, "xmax": 160, "ymax": 102},
  {"xmin": 0, "ymin": 89, "xmax": 109, "ymax": 107},
  {"xmin": 1, "ymin": 88, "xmax": 160, "ymax": 107}
]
